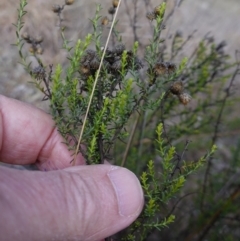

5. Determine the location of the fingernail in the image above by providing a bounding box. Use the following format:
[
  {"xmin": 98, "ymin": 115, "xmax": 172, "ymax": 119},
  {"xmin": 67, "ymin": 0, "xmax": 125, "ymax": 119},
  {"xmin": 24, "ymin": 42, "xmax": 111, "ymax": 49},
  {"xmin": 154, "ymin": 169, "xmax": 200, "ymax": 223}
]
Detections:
[{"xmin": 107, "ymin": 167, "xmax": 144, "ymax": 217}]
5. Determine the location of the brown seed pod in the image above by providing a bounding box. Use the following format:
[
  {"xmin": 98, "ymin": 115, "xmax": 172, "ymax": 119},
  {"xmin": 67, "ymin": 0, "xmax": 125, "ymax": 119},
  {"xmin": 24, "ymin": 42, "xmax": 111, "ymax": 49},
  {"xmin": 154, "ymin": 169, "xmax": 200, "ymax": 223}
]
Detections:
[
  {"xmin": 111, "ymin": 58, "xmax": 121, "ymax": 71},
  {"xmin": 166, "ymin": 62, "xmax": 177, "ymax": 74},
  {"xmin": 170, "ymin": 81, "xmax": 184, "ymax": 95},
  {"xmin": 113, "ymin": 44, "xmax": 125, "ymax": 55},
  {"xmin": 105, "ymin": 48, "xmax": 113, "ymax": 56},
  {"xmin": 22, "ymin": 32, "xmax": 33, "ymax": 43},
  {"xmin": 101, "ymin": 16, "xmax": 109, "ymax": 26},
  {"xmin": 35, "ymin": 36, "xmax": 43, "ymax": 44},
  {"xmin": 86, "ymin": 49, "xmax": 96, "ymax": 59},
  {"xmin": 80, "ymin": 56, "xmax": 88, "ymax": 64},
  {"xmin": 29, "ymin": 46, "xmax": 36, "ymax": 54},
  {"xmin": 127, "ymin": 50, "xmax": 134, "ymax": 58},
  {"xmin": 65, "ymin": 0, "xmax": 74, "ymax": 5},
  {"xmin": 21, "ymin": 32, "xmax": 30, "ymax": 41},
  {"xmin": 32, "ymin": 66, "xmax": 46, "ymax": 80},
  {"xmin": 80, "ymin": 63, "xmax": 91, "ymax": 75},
  {"xmin": 153, "ymin": 62, "xmax": 168, "ymax": 75},
  {"xmin": 52, "ymin": 4, "xmax": 61, "ymax": 13},
  {"xmin": 112, "ymin": 0, "xmax": 119, "ymax": 8},
  {"xmin": 108, "ymin": 6, "xmax": 116, "ymax": 15},
  {"xmin": 146, "ymin": 12, "xmax": 156, "ymax": 21},
  {"xmin": 178, "ymin": 92, "xmax": 192, "ymax": 105},
  {"xmin": 154, "ymin": 5, "xmax": 162, "ymax": 16},
  {"xmin": 104, "ymin": 52, "xmax": 115, "ymax": 64},
  {"xmin": 90, "ymin": 57, "xmax": 100, "ymax": 70},
  {"xmin": 36, "ymin": 46, "xmax": 43, "ymax": 55}
]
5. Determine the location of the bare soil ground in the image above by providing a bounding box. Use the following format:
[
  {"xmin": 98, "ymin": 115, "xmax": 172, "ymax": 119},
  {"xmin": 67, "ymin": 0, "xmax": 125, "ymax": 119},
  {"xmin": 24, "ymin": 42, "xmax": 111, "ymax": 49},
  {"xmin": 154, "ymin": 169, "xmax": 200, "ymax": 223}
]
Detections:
[{"xmin": 0, "ymin": 0, "xmax": 239, "ymax": 109}]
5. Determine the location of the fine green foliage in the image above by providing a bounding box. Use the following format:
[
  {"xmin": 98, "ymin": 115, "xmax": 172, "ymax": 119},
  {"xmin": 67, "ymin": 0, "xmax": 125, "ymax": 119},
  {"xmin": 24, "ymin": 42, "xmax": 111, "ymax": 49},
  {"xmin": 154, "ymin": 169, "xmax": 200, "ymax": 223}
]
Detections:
[
  {"xmin": 13, "ymin": 0, "xmax": 30, "ymax": 73},
  {"xmin": 14, "ymin": 0, "xmax": 240, "ymax": 240},
  {"xmin": 121, "ymin": 124, "xmax": 215, "ymax": 240}
]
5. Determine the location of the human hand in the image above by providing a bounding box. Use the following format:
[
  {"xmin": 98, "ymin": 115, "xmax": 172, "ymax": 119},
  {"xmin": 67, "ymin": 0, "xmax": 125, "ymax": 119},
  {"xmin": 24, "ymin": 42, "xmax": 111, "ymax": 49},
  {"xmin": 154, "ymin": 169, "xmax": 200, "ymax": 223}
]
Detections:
[{"xmin": 0, "ymin": 95, "xmax": 144, "ymax": 241}]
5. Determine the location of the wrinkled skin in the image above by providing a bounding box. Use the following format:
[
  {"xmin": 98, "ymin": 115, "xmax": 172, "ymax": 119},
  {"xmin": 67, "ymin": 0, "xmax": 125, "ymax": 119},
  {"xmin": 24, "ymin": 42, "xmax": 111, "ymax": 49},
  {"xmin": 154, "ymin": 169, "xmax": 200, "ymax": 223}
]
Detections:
[{"xmin": 0, "ymin": 95, "xmax": 144, "ymax": 241}]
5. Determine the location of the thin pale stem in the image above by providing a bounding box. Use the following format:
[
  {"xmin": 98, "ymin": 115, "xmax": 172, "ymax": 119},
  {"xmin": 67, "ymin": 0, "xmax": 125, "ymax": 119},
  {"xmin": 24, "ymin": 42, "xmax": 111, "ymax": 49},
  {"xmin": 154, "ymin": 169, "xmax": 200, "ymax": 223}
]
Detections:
[
  {"xmin": 121, "ymin": 114, "xmax": 140, "ymax": 167},
  {"xmin": 73, "ymin": 0, "xmax": 123, "ymax": 165}
]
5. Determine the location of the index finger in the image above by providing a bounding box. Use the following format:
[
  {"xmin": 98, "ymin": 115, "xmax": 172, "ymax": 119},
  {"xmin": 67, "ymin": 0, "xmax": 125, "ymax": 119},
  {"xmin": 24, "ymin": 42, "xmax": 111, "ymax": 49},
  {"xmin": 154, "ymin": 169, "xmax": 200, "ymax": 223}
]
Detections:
[{"xmin": 0, "ymin": 95, "xmax": 84, "ymax": 170}]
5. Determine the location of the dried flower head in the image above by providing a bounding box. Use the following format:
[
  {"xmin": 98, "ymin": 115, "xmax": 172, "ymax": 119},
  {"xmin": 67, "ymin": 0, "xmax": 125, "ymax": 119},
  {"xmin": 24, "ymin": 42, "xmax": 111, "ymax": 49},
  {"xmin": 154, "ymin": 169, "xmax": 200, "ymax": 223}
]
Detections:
[
  {"xmin": 52, "ymin": 4, "xmax": 61, "ymax": 13},
  {"xmin": 104, "ymin": 52, "xmax": 115, "ymax": 64},
  {"xmin": 65, "ymin": 0, "xmax": 74, "ymax": 5},
  {"xmin": 153, "ymin": 62, "xmax": 168, "ymax": 75},
  {"xmin": 113, "ymin": 44, "xmax": 125, "ymax": 55},
  {"xmin": 154, "ymin": 5, "xmax": 161, "ymax": 16},
  {"xmin": 35, "ymin": 36, "xmax": 43, "ymax": 44},
  {"xmin": 29, "ymin": 46, "xmax": 36, "ymax": 54},
  {"xmin": 90, "ymin": 57, "xmax": 100, "ymax": 70},
  {"xmin": 108, "ymin": 6, "xmax": 116, "ymax": 15},
  {"xmin": 105, "ymin": 48, "xmax": 113, "ymax": 56},
  {"xmin": 178, "ymin": 92, "xmax": 192, "ymax": 105},
  {"xmin": 153, "ymin": 3, "xmax": 165, "ymax": 18},
  {"xmin": 36, "ymin": 46, "xmax": 43, "ymax": 55},
  {"xmin": 170, "ymin": 81, "xmax": 184, "ymax": 95},
  {"xmin": 80, "ymin": 63, "xmax": 91, "ymax": 75},
  {"xmin": 127, "ymin": 50, "xmax": 133, "ymax": 58},
  {"xmin": 32, "ymin": 66, "xmax": 46, "ymax": 80},
  {"xmin": 86, "ymin": 49, "xmax": 96, "ymax": 59},
  {"xmin": 153, "ymin": 5, "xmax": 161, "ymax": 16},
  {"xmin": 136, "ymin": 58, "xmax": 144, "ymax": 69},
  {"xmin": 166, "ymin": 62, "xmax": 177, "ymax": 74},
  {"xmin": 112, "ymin": 0, "xmax": 119, "ymax": 8},
  {"xmin": 101, "ymin": 16, "xmax": 109, "ymax": 26},
  {"xmin": 111, "ymin": 59, "xmax": 122, "ymax": 71},
  {"xmin": 146, "ymin": 12, "xmax": 156, "ymax": 21},
  {"xmin": 21, "ymin": 32, "xmax": 30, "ymax": 41}
]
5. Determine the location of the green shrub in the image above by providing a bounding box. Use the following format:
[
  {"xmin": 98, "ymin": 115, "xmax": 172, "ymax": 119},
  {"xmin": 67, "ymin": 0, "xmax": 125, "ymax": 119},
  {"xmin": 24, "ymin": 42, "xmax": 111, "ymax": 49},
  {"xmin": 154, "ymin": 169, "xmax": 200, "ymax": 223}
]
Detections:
[{"xmin": 14, "ymin": 0, "xmax": 240, "ymax": 240}]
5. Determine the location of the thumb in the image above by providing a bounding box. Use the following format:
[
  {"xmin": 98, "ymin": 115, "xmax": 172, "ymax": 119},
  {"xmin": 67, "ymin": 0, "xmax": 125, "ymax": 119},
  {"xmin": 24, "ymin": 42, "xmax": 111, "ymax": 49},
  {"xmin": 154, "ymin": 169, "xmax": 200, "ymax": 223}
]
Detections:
[{"xmin": 0, "ymin": 165, "xmax": 144, "ymax": 241}]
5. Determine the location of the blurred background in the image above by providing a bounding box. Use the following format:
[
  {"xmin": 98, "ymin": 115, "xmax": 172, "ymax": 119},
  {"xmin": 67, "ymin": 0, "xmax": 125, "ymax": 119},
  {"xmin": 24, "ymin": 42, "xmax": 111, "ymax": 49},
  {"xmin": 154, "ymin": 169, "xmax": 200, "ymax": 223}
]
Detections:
[{"xmin": 0, "ymin": 0, "xmax": 239, "ymax": 110}]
